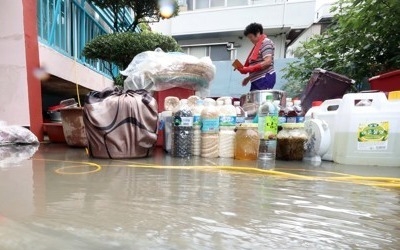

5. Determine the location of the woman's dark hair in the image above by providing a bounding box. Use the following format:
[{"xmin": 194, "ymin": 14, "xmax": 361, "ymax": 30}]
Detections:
[{"xmin": 244, "ymin": 23, "xmax": 264, "ymax": 36}]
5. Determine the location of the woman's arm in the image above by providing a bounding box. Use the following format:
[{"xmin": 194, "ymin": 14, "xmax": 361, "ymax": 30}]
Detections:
[{"xmin": 238, "ymin": 55, "xmax": 272, "ymax": 74}]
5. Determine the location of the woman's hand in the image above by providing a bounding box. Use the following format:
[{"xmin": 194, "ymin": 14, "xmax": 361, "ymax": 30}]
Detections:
[{"xmin": 242, "ymin": 77, "xmax": 250, "ymax": 86}]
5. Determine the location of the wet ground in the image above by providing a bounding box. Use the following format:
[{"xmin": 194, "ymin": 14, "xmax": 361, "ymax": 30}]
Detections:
[{"xmin": 0, "ymin": 143, "xmax": 399, "ymax": 249}]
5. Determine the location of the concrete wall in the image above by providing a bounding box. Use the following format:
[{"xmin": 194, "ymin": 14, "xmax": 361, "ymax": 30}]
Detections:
[
  {"xmin": 209, "ymin": 58, "xmax": 297, "ymax": 98},
  {"xmin": 286, "ymin": 24, "xmax": 322, "ymax": 58},
  {"xmin": 0, "ymin": 0, "xmax": 30, "ymax": 126},
  {"xmin": 38, "ymin": 44, "xmax": 114, "ymax": 92},
  {"xmin": 153, "ymin": 0, "xmax": 316, "ymax": 36},
  {"xmin": 179, "ymin": 33, "xmax": 287, "ymax": 60}
]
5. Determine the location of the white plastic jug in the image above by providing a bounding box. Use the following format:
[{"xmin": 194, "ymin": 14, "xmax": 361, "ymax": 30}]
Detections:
[
  {"xmin": 333, "ymin": 92, "xmax": 400, "ymax": 167},
  {"xmin": 305, "ymin": 99, "xmax": 341, "ymax": 161}
]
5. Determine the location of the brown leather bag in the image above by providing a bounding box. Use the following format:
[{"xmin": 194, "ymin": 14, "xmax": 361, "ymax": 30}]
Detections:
[{"xmin": 83, "ymin": 87, "xmax": 158, "ymax": 158}]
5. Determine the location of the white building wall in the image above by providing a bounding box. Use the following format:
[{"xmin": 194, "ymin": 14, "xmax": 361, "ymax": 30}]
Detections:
[
  {"xmin": 152, "ymin": 0, "xmax": 316, "ymax": 36},
  {"xmin": 39, "ymin": 44, "xmax": 114, "ymax": 92},
  {"xmin": 0, "ymin": 0, "xmax": 30, "ymax": 126},
  {"xmin": 179, "ymin": 34, "xmax": 287, "ymax": 61},
  {"xmin": 286, "ymin": 24, "xmax": 322, "ymax": 58}
]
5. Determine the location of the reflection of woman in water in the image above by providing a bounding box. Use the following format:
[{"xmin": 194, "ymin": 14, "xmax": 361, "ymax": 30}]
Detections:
[{"xmin": 237, "ymin": 23, "xmax": 276, "ymax": 91}]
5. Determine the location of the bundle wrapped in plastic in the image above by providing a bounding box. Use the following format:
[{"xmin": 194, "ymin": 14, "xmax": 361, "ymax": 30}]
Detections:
[
  {"xmin": 0, "ymin": 124, "xmax": 39, "ymax": 146},
  {"xmin": 121, "ymin": 48, "xmax": 216, "ymax": 97}
]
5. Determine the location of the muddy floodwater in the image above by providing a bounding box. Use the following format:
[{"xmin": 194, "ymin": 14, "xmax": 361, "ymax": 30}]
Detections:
[{"xmin": 0, "ymin": 144, "xmax": 399, "ymax": 249}]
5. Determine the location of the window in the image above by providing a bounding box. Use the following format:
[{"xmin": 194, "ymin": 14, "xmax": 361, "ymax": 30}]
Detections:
[
  {"xmin": 185, "ymin": 0, "xmax": 249, "ymax": 10},
  {"xmin": 183, "ymin": 45, "xmax": 231, "ymax": 61},
  {"xmin": 227, "ymin": 0, "xmax": 248, "ymax": 7},
  {"xmin": 188, "ymin": 47, "xmax": 208, "ymax": 58},
  {"xmin": 196, "ymin": 0, "xmax": 209, "ymax": 9},
  {"xmin": 209, "ymin": 45, "xmax": 230, "ymax": 61},
  {"xmin": 210, "ymin": 0, "xmax": 225, "ymax": 8}
]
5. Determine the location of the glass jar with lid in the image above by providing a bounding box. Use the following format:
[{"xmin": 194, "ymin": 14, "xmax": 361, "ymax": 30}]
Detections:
[
  {"xmin": 276, "ymin": 123, "xmax": 308, "ymax": 161},
  {"xmin": 235, "ymin": 123, "xmax": 260, "ymax": 160}
]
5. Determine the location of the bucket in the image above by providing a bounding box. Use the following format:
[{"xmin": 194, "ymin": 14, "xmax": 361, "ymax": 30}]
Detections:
[
  {"xmin": 60, "ymin": 107, "xmax": 88, "ymax": 147},
  {"xmin": 369, "ymin": 69, "xmax": 400, "ymax": 92},
  {"xmin": 333, "ymin": 92, "xmax": 400, "ymax": 166}
]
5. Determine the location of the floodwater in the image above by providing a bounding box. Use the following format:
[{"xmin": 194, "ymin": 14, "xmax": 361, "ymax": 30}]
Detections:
[{"xmin": 0, "ymin": 144, "xmax": 399, "ymax": 249}]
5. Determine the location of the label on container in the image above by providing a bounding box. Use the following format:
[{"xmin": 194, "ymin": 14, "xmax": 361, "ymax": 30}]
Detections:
[
  {"xmin": 278, "ymin": 116, "xmax": 286, "ymax": 126},
  {"xmin": 296, "ymin": 116, "xmax": 305, "ymax": 123},
  {"xmin": 258, "ymin": 115, "xmax": 278, "ymax": 139},
  {"xmin": 286, "ymin": 117, "xmax": 296, "ymax": 123},
  {"xmin": 174, "ymin": 116, "xmax": 193, "ymax": 127},
  {"xmin": 201, "ymin": 118, "xmax": 219, "ymax": 133},
  {"xmin": 193, "ymin": 115, "xmax": 201, "ymax": 126},
  {"xmin": 357, "ymin": 122, "xmax": 389, "ymax": 150},
  {"xmin": 219, "ymin": 116, "xmax": 236, "ymax": 126},
  {"xmin": 236, "ymin": 116, "xmax": 246, "ymax": 124}
]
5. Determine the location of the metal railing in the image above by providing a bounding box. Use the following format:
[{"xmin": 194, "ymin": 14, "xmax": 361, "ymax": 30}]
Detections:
[{"xmin": 37, "ymin": 0, "xmax": 132, "ymax": 78}]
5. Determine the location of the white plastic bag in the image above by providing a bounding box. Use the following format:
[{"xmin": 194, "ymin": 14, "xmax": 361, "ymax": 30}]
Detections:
[
  {"xmin": 121, "ymin": 48, "xmax": 215, "ymax": 97},
  {"xmin": 0, "ymin": 144, "xmax": 39, "ymax": 167},
  {"xmin": 0, "ymin": 125, "xmax": 39, "ymax": 145}
]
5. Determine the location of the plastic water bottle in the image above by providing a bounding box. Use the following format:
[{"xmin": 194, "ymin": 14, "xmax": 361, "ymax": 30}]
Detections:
[
  {"xmin": 219, "ymin": 99, "xmax": 237, "ymax": 158},
  {"xmin": 257, "ymin": 94, "xmax": 278, "ymax": 165},
  {"xmin": 172, "ymin": 99, "xmax": 193, "ymax": 158},
  {"xmin": 201, "ymin": 101, "xmax": 219, "ymax": 158},
  {"xmin": 191, "ymin": 99, "xmax": 204, "ymax": 156},
  {"xmin": 234, "ymin": 101, "xmax": 246, "ymax": 125}
]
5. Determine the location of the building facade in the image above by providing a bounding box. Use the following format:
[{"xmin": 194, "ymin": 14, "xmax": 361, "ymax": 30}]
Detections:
[
  {"xmin": 151, "ymin": 0, "xmax": 331, "ymax": 97},
  {"xmin": 0, "ymin": 0, "xmax": 131, "ymax": 139}
]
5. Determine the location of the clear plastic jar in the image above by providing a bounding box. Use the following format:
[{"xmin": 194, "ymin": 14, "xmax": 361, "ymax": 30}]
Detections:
[
  {"xmin": 234, "ymin": 124, "xmax": 260, "ymax": 160},
  {"xmin": 276, "ymin": 123, "xmax": 308, "ymax": 161}
]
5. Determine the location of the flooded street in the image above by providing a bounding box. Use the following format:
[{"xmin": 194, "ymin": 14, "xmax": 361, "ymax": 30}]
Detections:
[{"xmin": 0, "ymin": 144, "xmax": 399, "ymax": 249}]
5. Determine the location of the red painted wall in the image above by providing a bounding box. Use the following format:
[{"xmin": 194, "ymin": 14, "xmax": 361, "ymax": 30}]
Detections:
[{"xmin": 22, "ymin": 0, "xmax": 43, "ymax": 141}]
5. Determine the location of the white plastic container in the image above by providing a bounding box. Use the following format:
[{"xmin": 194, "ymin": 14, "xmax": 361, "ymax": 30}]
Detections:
[
  {"xmin": 219, "ymin": 100, "xmax": 237, "ymax": 158},
  {"xmin": 201, "ymin": 102, "xmax": 220, "ymax": 158},
  {"xmin": 191, "ymin": 100, "xmax": 204, "ymax": 156},
  {"xmin": 333, "ymin": 92, "xmax": 400, "ymax": 166},
  {"xmin": 305, "ymin": 99, "xmax": 341, "ymax": 161}
]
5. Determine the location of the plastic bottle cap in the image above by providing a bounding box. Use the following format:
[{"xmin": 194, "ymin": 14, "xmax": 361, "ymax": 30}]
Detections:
[
  {"xmin": 233, "ymin": 101, "xmax": 240, "ymax": 106},
  {"xmin": 388, "ymin": 91, "xmax": 400, "ymax": 100},
  {"xmin": 312, "ymin": 101, "xmax": 323, "ymax": 107}
]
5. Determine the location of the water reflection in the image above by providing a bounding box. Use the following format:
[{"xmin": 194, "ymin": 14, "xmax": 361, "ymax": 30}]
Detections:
[
  {"xmin": 0, "ymin": 144, "xmax": 39, "ymax": 167},
  {"xmin": 0, "ymin": 146, "xmax": 399, "ymax": 249}
]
